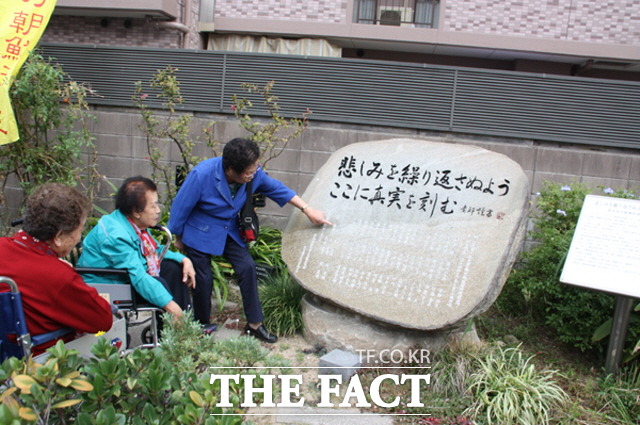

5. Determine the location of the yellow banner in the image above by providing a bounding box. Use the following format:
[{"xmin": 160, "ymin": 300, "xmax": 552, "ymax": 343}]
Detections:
[{"xmin": 0, "ymin": 0, "xmax": 57, "ymax": 145}]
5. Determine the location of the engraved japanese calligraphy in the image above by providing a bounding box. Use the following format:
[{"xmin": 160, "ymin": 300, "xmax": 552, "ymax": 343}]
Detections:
[{"xmin": 282, "ymin": 139, "xmax": 530, "ymax": 330}]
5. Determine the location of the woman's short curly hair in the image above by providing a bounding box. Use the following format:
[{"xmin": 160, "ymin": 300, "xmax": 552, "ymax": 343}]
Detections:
[
  {"xmin": 222, "ymin": 138, "xmax": 260, "ymax": 174},
  {"xmin": 115, "ymin": 176, "xmax": 157, "ymax": 216},
  {"xmin": 23, "ymin": 183, "xmax": 91, "ymax": 241}
]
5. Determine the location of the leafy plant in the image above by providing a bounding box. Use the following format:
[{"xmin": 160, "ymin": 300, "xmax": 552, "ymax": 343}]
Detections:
[
  {"xmin": 0, "ymin": 342, "xmax": 93, "ymax": 424},
  {"xmin": 210, "ymin": 256, "xmax": 234, "ymax": 313},
  {"xmin": 465, "ymin": 344, "xmax": 568, "ymax": 425},
  {"xmin": 1, "ymin": 52, "xmax": 102, "ymax": 227},
  {"xmin": 258, "ymin": 265, "xmax": 306, "ymax": 337},
  {"xmin": 0, "ymin": 310, "xmax": 292, "ymax": 424},
  {"xmin": 249, "ymin": 226, "xmax": 285, "ymax": 270}
]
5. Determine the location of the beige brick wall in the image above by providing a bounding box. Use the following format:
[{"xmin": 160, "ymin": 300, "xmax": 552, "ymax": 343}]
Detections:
[
  {"xmin": 443, "ymin": 0, "xmax": 639, "ymax": 45},
  {"xmin": 215, "ymin": 0, "xmax": 348, "ymax": 23},
  {"xmin": 43, "ymin": 16, "xmax": 183, "ymax": 49},
  {"xmin": 42, "ymin": 1, "xmax": 639, "ymax": 54},
  {"xmin": 42, "ymin": 0, "xmax": 204, "ymax": 50}
]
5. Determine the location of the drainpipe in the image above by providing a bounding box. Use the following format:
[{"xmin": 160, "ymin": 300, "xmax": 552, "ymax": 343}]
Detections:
[
  {"xmin": 183, "ymin": 0, "xmax": 192, "ymax": 49},
  {"xmin": 156, "ymin": 0, "xmax": 193, "ymax": 49},
  {"xmin": 157, "ymin": 20, "xmax": 190, "ymax": 48}
]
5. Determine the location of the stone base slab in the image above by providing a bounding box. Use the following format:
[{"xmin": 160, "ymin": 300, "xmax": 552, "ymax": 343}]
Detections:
[{"xmin": 302, "ymin": 294, "xmax": 480, "ymax": 366}]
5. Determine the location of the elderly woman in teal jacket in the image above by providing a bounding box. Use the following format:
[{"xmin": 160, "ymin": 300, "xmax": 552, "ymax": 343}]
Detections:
[{"xmin": 79, "ymin": 176, "xmax": 195, "ymax": 318}]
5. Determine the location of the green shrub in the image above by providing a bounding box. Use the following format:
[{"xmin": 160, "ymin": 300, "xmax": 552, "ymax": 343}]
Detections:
[
  {"xmin": 499, "ymin": 181, "xmax": 639, "ymax": 354},
  {"xmin": 465, "ymin": 344, "xmax": 567, "ymax": 425},
  {"xmin": 231, "ymin": 81, "xmax": 310, "ymax": 169},
  {"xmin": 1, "ymin": 52, "xmax": 101, "ymax": 229},
  {"xmin": 133, "ymin": 65, "xmax": 218, "ymax": 209},
  {"xmin": 259, "ymin": 266, "xmax": 306, "ymax": 337},
  {"xmin": 0, "ymin": 311, "xmax": 292, "ymax": 424},
  {"xmin": 0, "ymin": 342, "xmax": 91, "ymax": 424}
]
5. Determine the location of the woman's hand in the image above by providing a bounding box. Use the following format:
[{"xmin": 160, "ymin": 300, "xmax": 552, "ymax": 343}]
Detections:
[
  {"xmin": 181, "ymin": 257, "xmax": 196, "ymax": 288},
  {"xmin": 303, "ymin": 206, "xmax": 333, "ymax": 226},
  {"xmin": 164, "ymin": 300, "xmax": 183, "ymax": 319},
  {"xmin": 288, "ymin": 196, "xmax": 333, "ymax": 226}
]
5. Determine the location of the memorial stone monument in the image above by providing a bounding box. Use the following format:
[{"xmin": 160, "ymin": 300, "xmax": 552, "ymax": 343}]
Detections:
[{"xmin": 282, "ymin": 138, "xmax": 529, "ymax": 355}]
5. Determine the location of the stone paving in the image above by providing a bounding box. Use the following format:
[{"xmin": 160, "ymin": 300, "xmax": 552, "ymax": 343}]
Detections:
[{"xmin": 213, "ymin": 318, "xmax": 395, "ymax": 425}]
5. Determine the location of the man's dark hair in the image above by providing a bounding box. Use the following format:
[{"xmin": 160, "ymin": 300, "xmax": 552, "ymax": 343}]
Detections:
[
  {"xmin": 115, "ymin": 176, "xmax": 157, "ymax": 216},
  {"xmin": 23, "ymin": 183, "xmax": 91, "ymax": 241},
  {"xmin": 222, "ymin": 138, "xmax": 260, "ymax": 174}
]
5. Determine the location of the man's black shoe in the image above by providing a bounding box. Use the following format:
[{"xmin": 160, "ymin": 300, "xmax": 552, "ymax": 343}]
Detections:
[{"xmin": 244, "ymin": 324, "xmax": 277, "ymax": 343}]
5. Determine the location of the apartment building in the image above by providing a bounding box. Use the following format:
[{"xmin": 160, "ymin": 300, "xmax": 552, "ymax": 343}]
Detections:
[{"xmin": 46, "ymin": 0, "xmax": 640, "ymax": 81}]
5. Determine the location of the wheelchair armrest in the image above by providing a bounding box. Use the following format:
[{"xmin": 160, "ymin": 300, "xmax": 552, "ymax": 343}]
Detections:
[
  {"xmin": 31, "ymin": 328, "xmax": 75, "ymax": 347},
  {"xmin": 75, "ymin": 268, "xmax": 129, "ymax": 277}
]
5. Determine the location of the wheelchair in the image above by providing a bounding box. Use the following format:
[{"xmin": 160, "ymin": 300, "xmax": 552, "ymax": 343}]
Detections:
[
  {"xmin": 75, "ymin": 225, "xmax": 174, "ymax": 350},
  {"xmin": 0, "ymin": 276, "xmax": 126, "ymax": 362},
  {"xmin": 4, "ymin": 219, "xmax": 171, "ymax": 356}
]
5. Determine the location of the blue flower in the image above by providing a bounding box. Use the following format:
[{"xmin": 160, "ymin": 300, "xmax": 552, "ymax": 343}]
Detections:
[
  {"xmin": 556, "ymin": 209, "xmax": 567, "ymax": 216},
  {"xmin": 603, "ymin": 187, "xmax": 615, "ymax": 194},
  {"xmin": 560, "ymin": 185, "xmax": 571, "ymax": 191}
]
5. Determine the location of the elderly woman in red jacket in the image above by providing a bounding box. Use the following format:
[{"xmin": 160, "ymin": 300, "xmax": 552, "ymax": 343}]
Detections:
[{"xmin": 0, "ymin": 183, "xmax": 113, "ymax": 354}]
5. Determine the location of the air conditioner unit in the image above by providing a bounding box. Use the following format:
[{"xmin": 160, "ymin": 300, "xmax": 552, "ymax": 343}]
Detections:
[{"xmin": 378, "ymin": 6, "xmax": 414, "ymax": 26}]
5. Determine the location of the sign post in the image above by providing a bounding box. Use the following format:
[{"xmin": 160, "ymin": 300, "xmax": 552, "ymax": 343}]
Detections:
[{"xmin": 560, "ymin": 195, "xmax": 640, "ymax": 375}]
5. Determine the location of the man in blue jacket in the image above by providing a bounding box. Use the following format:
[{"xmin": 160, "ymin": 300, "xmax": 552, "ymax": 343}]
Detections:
[{"xmin": 169, "ymin": 138, "xmax": 331, "ymax": 343}]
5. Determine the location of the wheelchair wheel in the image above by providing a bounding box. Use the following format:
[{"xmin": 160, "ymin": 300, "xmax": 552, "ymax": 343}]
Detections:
[{"xmin": 141, "ymin": 325, "xmax": 155, "ymax": 345}]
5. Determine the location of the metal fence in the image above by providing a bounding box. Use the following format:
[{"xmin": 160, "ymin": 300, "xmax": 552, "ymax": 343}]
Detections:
[{"xmin": 40, "ymin": 43, "xmax": 640, "ymax": 150}]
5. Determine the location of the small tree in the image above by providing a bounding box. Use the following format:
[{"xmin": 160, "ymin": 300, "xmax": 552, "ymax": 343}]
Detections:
[
  {"xmin": 231, "ymin": 80, "xmax": 311, "ymax": 168},
  {"xmin": 133, "ymin": 65, "xmax": 219, "ymax": 209}
]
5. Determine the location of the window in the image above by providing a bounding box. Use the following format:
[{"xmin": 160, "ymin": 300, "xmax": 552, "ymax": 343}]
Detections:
[{"xmin": 354, "ymin": 0, "xmax": 439, "ymax": 28}]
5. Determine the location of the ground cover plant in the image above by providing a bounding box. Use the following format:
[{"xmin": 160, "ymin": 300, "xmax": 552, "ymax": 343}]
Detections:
[
  {"xmin": 464, "ymin": 344, "xmax": 567, "ymax": 424},
  {"xmin": 258, "ymin": 263, "xmax": 306, "ymax": 337},
  {"xmin": 0, "ymin": 311, "xmax": 289, "ymax": 424}
]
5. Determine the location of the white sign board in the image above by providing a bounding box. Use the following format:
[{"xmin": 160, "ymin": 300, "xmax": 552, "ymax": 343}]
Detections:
[{"xmin": 560, "ymin": 195, "xmax": 640, "ymax": 298}]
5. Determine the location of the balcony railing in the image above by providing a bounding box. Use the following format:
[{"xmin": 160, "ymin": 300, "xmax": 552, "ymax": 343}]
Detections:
[{"xmin": 354, "ymin": 0, "xmax": 439, "ymax": 28}]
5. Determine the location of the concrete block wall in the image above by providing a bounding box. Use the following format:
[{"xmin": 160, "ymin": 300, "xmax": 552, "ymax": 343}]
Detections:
[{"xmin": 80, "ymin": 107, "xmax": 640, "ymax": 215}]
